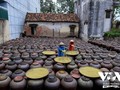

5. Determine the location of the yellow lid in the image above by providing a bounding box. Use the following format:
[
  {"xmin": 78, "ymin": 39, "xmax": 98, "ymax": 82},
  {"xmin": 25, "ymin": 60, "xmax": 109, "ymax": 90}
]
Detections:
[
  {"xmin": 79, "ymin": 66, "xmax": 101, "ymax": 78},
  {"xmin": 54, "ymin": 57, "xmax": 71, "ymax": 64},
  {"xmin": 26, "ymin": 68, "xmax": 49, "ymax": 79},
  {"xmin": 42, "ymin": 51, "xmax": 56, "ymax": 55},
  {"xmin": 66, "ymin": 51, "xmax": 79, "ymax": 56}
]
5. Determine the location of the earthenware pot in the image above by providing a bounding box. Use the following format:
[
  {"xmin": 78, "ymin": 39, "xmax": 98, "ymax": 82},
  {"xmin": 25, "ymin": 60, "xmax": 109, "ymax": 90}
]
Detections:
[
  {"xmin": 18, "ymin": 62, "xmax": 29, "ymax": 71},
  {"xmin": 34, "ymin": 57, "xmax": 44, "ymax": 65},
  {"xmin": 90, "ymin": 61, "xmax": 101, "ymax": 68},
  {"xmin": 54, "ymin": 63, "xmax": 66, "ymax": 72},
  {"xmin": 67, "ymin": 61, "xmax": 78, "ymax": 71},
  {"xmin": 78, "ymin": 60, "xmax": 89, "ymax": 67},
  {"xmin": 56, "ymin": 70, "xmax": 69, "ymax": 80},
  {"xmin": 0, "ymin": 61, "xmax": 5, "ymax": 70},
  {"xmin": 2, "ymin": 57, "xmax": 11, "ymax": 64},
  {"xmin": 23, "ymin": 58, "xmax": 33, "ymax": 64},
  {"xmin": 61, "ymin": 75, "xmax": 77, "ymax": 90},
  {"xmin": 44, "ymin": 75, "xmax": 60, "ymax": 90},
  {"xmin": 43, "ymin": 62, "xmax": 53, "ymax": 69},
  {"xmin": 101, "ymin": 61, "xmax": 113, "ymax": 69},
  {"xmin": 78, "ymin": 76, "xmax": 93, "ymax": 90},
  {"xmin": 0, "ymin": 69, "xmax": 12, "ymax": 77},
  {"xmin": 27, "ymin": 79, "xmax": 44, "ymax": 90},
  {"xmin": 10, "ymin": 76, "xmax": 26, "ymax": 90},
  {"xmin": 70, "ymin": 68, "xmax": 80, "ymax": 79},
  {"xmin": 5, "ymin": 61, "xmax": 17, "ymax": 71},
  {"xmin": 11, "ymin": 69, "xmax": 25, "ymax": 79},
  {"xmin": 30, "ymin": 62, "xmax": 41, "ymax": 68},
  {"xmin": 0, "ymin": 74, "xmax": 11, "ymax": 90}
]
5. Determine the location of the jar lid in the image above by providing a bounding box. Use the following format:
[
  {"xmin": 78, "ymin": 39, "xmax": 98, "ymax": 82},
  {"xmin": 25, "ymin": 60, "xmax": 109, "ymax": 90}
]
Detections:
[
  {"xmin": 81, "ymin": 76, "xmax": 90, "ymax": 81},
  {"xmin": 0, "ymin": 74, "xmax": 7, "ymax": 81},
  {"xmin": 15, "ymin": 69, "xmax": 23, "ymax": 74},
  {"xmin": 64, "ymin": 75, "xmax": 73, "ymax": 82},
  {"xmin": 47, "ymin": 75, "xmax": 57, "ymax": 82},
  {"xmin": 14, "ymin": 76, "xmax": 23, "ymax": 82},
  {"xmin": 3, "ymin": 57, "xmax": 9, "ymax": 61},
  {"xmin": 8, "ymin": 61, "xmax": 15, "ymax": 65}
]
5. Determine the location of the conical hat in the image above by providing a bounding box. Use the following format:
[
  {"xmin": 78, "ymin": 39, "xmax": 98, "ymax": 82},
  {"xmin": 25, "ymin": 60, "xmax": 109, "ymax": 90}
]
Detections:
[
  {"xmin": 70, "ymin": 40, "xmax": 74, "ymax": 42},
  {"xmin": 59, "ymin": 42, "xmax": 65, "ymax": 45}
]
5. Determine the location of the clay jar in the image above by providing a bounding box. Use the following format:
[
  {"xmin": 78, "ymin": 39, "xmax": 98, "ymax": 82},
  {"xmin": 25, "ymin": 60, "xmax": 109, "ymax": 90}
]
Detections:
[
  {"xmin": 48, "ymin": 69, "xmax": 55, "ymax": 76},
  {"xmin": 11, "ymin": 69, "xmax": 25, "ymax": 79},
  {"xmin": 94, "ymin": 58, "xmax": 103, "ymax": 63},
  {"xmin": 100, "ymin": 68, "xmax": 109, "ymax": 72},
  {"xmin": 111, "ymin": 59, "xmax": 120, "ymax": 67},
  {"xmin": 101, "ymin": 61, "xmax": 113, "ymax": 70},
  {"xmin": 10, "ymin": 76, "xmax": 26, "ymax": 90},
  {"xmin": 0, "ymin": 61, "xmax": 5, "ymax": 70},
  {"xmin": 91, "ymin": 54, "xmax": 100, "ymax": 59},
  {"xmin": 70, "ymin": 68, "xmax": 80, "ymax": 79},
  {"xmin": 43, "ymin": 62, "xmax": 53, "ymax": 69},
  {"xmin": 21, "ymin": 52, "xmax": 29, "ymax": 59},
  {"xmin": 5, "ymin": 61, "xmax": 17, "ymax": 71},
  {"xmin": 11, "ymin": 53, "xmax": 20, "ymax": 60},
  {"xmin": 44, "ymin": 75, "xmax": 60, "ymax": 90},
  {"xmin": 111, "ymin": 66, "xmax": 120, "ymax": 72},
  {"xmin": 34, "ymin": 57, "xmax": 44, "ymax": 65},
  {"xmin": 67, "ymin": 61, "xmax": 78, "ymax": 71},
  {"xmin": 0, "ymin": 74, "xmax": 11, "ymax": 90},
  {"xmin": 13, "ymin": 58, "xmax": 23, "ymax": 64},
  {"xmin": 45, "ymin": 58, "xmax": 54, "ymax": 64},
  {"xmin": 84, "ymin": 59, "xmax": 93, "ymax": 64},
  {"xmin": 82, "ymin": 54, "xmax": 91, "ymax": 59},
  {"xmin": 76, "ymin": 55, "xmax": 82, "ymax": 60},
  {"xmin": 89, "ymin": 61, "xmax": 101, "ymax": 68},
  {"xmin": 18, "ymin": 62, "xmax": 29, "ymax": 71},
  {"xmin": 0, "ymin": 69, "xmax": 12, "ymax": 77},
  {"xmin": 30, "ymin": 62, "xmax": 41, "ymax": 68},
  {"xmin": 23, "ymin": 58, "xmax": 33, "ymax": 64},
  {"xmin": 54, "ymin": 63, "xmax": 66, "ymax": 72},
  {"xmin": 78, "ymin": 60, "xmax": 89, "ymax": 67},
  {"xmin": 61, "ymin": 75, "xmax": 77, "ymax": 90},
  {"xmin": 56, "ymin": 70, "xmax": 69, "ymax": 80},
  {"xmin": 75, "ymin": 59, "xmax": 83, "ymax": 64},
  {"xmin": 2, "ymin": 57, "xmax": 11, "ymax": 64},
  {"xmin": 78, "ymin": 76, "xmax": 93, "ymax": 90},
  {"xmin": 30, "ymin": 52, "xmax": 38, "ymax": 59},
  {"xmin": 108, "ymin": 51, "xmax": 117, "ymax": 59},
  {"xmin": 27, "ymin": 79, "xmax": 44, "ymax": 90}
]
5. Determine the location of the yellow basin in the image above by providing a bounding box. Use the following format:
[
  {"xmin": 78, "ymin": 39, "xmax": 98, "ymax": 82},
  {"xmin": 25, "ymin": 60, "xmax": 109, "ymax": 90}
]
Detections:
[
  {"xmin": 54, "ymin": 57, "xmax": 72, "ymax": 64},
  {"xmin": 66, "ymin": 51, "xmax": 79, "ymax": 56},
  {"xmin": 79, "ymin": 66, "xmax": 101, "ymax": 78},
  {"xmin": 42, "ymin": 51, "xmax": 56, "ymax": 55},
  {"xmin": 26, "ymin": 68, "xmax": 49, "ymax": 79}
]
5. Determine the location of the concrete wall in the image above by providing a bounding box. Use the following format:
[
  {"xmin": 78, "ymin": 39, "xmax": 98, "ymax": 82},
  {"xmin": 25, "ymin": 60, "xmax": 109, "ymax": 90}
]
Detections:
[
  {"xmin": 3, "ymin": 0, "xmax": 40, "ymax": 39},
  {"xmin": 0, "ymin": 20, "xmax": 10, "ymax": 44},
  {"xmin": 25, "ymin": 22, "xmax": 79, "ymax": 37},
  {"xmin": 75, "ymin": 0, "xmax": 113, "ymax": 40}
]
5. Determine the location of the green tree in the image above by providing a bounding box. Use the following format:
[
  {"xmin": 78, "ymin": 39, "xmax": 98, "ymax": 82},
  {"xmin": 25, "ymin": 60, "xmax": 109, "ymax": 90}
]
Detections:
[{"xmin": 40, "ymin": 0, "xmax": 74, "ymax": 13}]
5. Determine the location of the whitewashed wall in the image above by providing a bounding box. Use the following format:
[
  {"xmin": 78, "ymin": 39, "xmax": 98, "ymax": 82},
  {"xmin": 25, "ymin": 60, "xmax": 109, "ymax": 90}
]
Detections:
[
  {"xmin": 4, "ymin": 0, "xmax": 40, "ymax": 39},
  {"xmin": 26, "ymin": 22, "xmax": 79, "ymax": 37}
]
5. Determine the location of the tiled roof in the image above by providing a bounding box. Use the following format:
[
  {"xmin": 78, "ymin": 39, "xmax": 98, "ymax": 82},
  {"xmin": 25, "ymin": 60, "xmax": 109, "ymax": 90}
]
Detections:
[{"xmin": 25, "ymin": 13, "xmax": 80, "ymax": 23}]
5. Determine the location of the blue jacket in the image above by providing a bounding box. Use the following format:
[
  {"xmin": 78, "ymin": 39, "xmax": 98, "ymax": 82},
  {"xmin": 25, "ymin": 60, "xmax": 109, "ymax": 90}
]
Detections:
[{"xmin": 58, "ymin": 45, "xmax": 65, "ymax": 56}]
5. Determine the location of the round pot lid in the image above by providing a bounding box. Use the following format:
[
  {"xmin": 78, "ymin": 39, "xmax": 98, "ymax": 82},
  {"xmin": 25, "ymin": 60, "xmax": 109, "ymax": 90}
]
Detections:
[
  {"xmin": 54, "ymin": 57, "xmax": 71, "ymax": 64},
  {"xmin": 66, "ymin": 51, "xmax": 79, "ymax": 56},
  {"xmin": 42, "ymin": 51, "xmax": 56, "ymax": 55},
  {"xmin": 26, "ymin": 68, "xmax": 49, "ymax": 79},
  {"xmin": 79, "ymin": 66, "xmax": 101, "ymax": 78}
]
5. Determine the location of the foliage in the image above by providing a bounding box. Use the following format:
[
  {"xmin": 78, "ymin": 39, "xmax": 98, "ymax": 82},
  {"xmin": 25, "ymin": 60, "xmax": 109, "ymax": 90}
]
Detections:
[
  {"xmin": 104, "ymin": 28, "xmax": 120, "ymax": 38},
  {"xmin": 40, "ymin": 0, "xmax": 74, "ymax": 13},
  {"xmin": 113, "ymin": 0, "xmax": 120, "ymax": 21}
]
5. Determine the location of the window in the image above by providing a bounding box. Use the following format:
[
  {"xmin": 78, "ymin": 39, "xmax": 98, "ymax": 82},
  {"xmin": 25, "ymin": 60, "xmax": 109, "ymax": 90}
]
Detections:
[{"xmin": 105, "ymin": 10, "xmax": 111, "ymax": 18}]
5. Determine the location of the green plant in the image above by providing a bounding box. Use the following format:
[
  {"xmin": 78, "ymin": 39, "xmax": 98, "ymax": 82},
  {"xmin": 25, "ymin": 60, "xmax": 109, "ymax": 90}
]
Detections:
[{"xmin": 104, "ymin": 28, "xmax": 120, "ymax": 38}]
